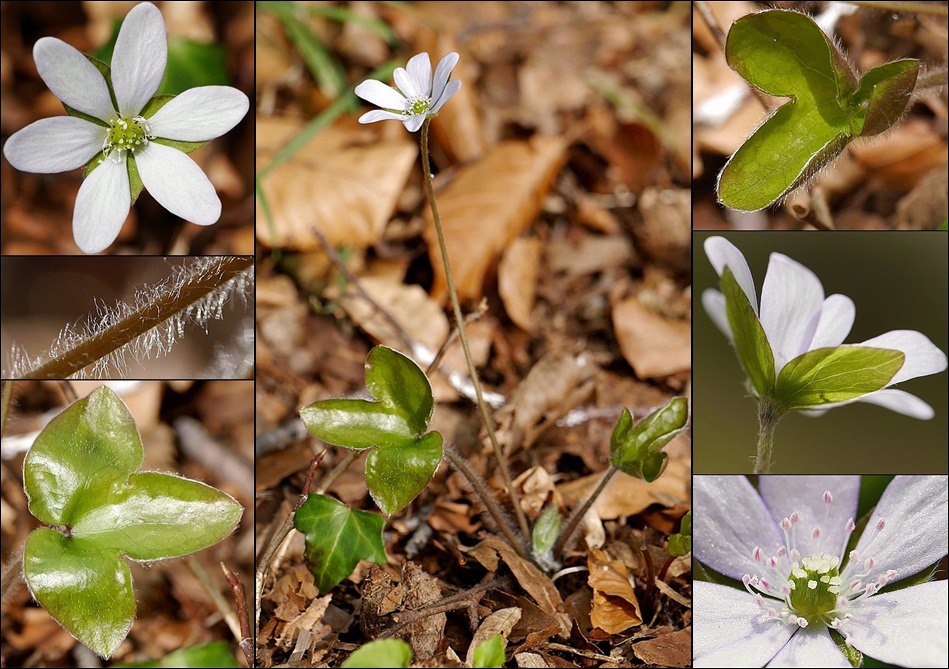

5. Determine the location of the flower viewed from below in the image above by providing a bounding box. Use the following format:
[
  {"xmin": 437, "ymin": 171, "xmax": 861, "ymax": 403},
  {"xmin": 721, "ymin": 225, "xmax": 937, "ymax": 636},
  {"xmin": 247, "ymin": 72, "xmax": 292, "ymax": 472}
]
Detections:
[
  {"xmin": 694, "ymin": 475, "xmax": 949, "ymax": 667},
  {"xmin": 702, "ymin": 236, "xmax": 948, "ymax": 419},
  {"xmin": 354, "ymin": 52, "xmax": 461, "ymax": 132},
  {"xmin": 2, "ymin": 2, "xmax": 249, "ymax": 253}
]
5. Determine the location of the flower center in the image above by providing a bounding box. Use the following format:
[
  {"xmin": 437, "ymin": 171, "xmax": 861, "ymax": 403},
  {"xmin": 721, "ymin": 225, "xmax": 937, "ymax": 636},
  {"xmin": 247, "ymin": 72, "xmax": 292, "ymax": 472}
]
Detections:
[
  {"xmin": 405, "ymin": 96, "xmax": 431, "ymax": 116},
  {"xmin": 788, "ymin": 553, "xmax": 841, "ymax": 622},
  {"xmin": 102, "ymin": 116, "xmax": 155, "ymax": 162}
]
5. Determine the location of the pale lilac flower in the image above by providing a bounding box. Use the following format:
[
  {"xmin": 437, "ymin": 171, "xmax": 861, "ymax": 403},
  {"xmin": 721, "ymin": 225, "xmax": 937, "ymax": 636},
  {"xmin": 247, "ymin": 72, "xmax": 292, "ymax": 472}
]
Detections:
[
  {"xmin": 702, "ymin": 236, "xmax": 948, "ymax": 418},
  {"xmin": 354, "ymin": 52, "xmax": 461, "ymax": 132},
  {"xmin": 2, "ymin": 2, "xmax": 249, "ymax": 253},
  {"xmin": 694, "ymin": 475, "xmax": 948, "ymax": 667}
]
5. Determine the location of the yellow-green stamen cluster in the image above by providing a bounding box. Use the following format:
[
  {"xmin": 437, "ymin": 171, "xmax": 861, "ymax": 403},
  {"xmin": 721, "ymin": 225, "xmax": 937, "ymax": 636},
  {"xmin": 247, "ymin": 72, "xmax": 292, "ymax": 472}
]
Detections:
[
  {"xmin": 787, "ymin": 553, "xmax": 842, "ymax": 624},
  {"xmin": 102, "ymin": 115, "xmax": 154, "ymax": 162},
  {"xmin": 406, "ymin": 97, "xmax": 431, "ymax": 117}
]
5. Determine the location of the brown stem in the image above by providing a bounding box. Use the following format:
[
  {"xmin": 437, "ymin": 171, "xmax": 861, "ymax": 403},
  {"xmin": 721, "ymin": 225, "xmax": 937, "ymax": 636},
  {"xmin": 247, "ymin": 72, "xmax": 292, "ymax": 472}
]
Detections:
[
  {"xmin": 552, "ymin": 467, "xmax": 618, "ymax": 557},
  {"xmin": 222, "ymin": 562, "xmax": 254, "ymax": 667}
]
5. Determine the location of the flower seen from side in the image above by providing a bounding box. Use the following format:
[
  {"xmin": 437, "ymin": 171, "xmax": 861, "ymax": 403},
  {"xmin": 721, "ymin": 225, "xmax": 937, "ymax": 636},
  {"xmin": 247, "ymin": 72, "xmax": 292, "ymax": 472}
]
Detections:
[
  {"xmin": 354, "ymin": 52, "xmax": 461, "ymax": 132},
  {"xmin": 694, "ymin": 475, "xmax": 949, "ymax": 667},
  {"xmin": 2, "ymin": 2, "xmax": 249, "ymax": 253}
]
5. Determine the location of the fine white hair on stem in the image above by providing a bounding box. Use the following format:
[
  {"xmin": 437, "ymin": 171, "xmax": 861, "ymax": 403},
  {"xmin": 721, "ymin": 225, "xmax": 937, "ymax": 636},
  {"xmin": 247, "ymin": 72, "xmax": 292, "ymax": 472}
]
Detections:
[{"xmin": 5, "ymin": 256, "xmax": 254, "ymax": 379}]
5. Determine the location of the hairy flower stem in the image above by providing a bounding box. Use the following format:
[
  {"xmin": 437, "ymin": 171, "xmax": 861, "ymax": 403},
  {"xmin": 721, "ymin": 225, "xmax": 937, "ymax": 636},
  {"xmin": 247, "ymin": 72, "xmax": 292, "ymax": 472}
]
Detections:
[
  {"xmin": 420, "ymin": 119, "xmax": 530, "ymax": 541},
  {"xmin": 552, "ymin": 466, "xmax": 618, "ymax": 557},
  {"xmin": 21, "ymin": 255, "xmax": 253, "ymax": 379},
  {"xmin": 754, "ymin": 397, "xmax": 782, "ymax": 474}
]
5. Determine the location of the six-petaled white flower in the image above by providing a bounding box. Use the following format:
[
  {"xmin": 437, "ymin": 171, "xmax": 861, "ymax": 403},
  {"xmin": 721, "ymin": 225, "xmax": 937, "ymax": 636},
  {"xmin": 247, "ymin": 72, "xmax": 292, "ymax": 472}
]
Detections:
[
  {"xmin": 2, "ymin": 2, "xmax": 249, "ymax": 253},
  {"xmin": 702, "ymin": 236, "xmax": 948, "ymax": 419},
  {"xmin": 354, "ymin": 52, "xmax": 461, "ymax": 132},
  {"xmin": 694, "ymin": 475, "xmax": 948, "ymax": 668}
]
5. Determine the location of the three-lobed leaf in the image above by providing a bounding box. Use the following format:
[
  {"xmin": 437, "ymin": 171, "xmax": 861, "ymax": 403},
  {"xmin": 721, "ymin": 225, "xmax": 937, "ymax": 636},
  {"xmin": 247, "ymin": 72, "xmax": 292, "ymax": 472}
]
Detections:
[
  {"xmin": 300, "ymin": 345, "xmax": 443, "ymax": 516},
  {"xmin": 21, "ymin": 386, "xmax": 242, "ymax": 658},
  {"xmin": 293, "ymin": 494, "xmax": 387, "ymax": 594},
  {"xmin": 610, "ymin": 397, "xmax": 689, "ymax": 482},
  {"xmin": 718, "ymin": 9, "xmax": 919, "ymax": 211}
]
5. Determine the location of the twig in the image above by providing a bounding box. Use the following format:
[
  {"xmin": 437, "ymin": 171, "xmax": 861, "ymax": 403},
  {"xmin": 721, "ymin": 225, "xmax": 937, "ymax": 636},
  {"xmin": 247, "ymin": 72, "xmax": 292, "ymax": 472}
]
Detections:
[
  {"xmin": 552, "ymin": 467, "xmax": 618, "ymax": 557},
  {"xmin": 1, "ymin": 544, "xmax": 24, "ymax": 604},
  {"xmin": 841, "ymin": 0, "xmax": 949, "ymax": 17},
  {"xmin": 185, "ymin": 556, "xmax": 242, "ymax": 644},
  {"xmin": 693, "ymin": 0, "xmax": 726, "ymax": 51},
  {"xmin": 222, "ymin": 562, "xmax": 254, "ymax": 667}
]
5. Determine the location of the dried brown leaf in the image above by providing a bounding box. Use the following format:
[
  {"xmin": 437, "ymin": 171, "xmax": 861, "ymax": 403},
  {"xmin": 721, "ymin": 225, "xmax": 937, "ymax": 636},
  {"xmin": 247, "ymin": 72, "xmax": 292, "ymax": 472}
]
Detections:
[
  {"xmin": 498, "ymin": 237, "xmax": 543, "ymax": 332},
  {"xmin": 612, "ymin": 296, "xmax": 690, "ymax": 378}
]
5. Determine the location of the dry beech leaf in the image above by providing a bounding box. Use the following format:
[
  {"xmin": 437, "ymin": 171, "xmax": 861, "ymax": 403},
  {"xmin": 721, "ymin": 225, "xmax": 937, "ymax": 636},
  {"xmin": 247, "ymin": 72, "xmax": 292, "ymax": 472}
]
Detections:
[
  {"xmin": 466, "ymin": 607, "xmax": 521, "ymax": 666},
  {"xmin": 256, "ymin": 117, "xmax": 417, "ymax": 251},
  {"xmin": 612, "ymin": 296, "xmax": 690, "ymax": 378},
  {"xmin": 424, "ymin": 136, "xmax": 568, "ymax": 302},
  {"xmin": 631, "ymin": 627, "xmax": 693, "ymax": 668},
  {"xmin": 588, "ymin": 549, "xmax": 642, "ymax": 634},
  {"xmin": 498, "ymin": 237, "xmax": 543, "ymax": 332},
  {"xmin": 514, "ymin": 652, "xmax": 550, "ymax": 668}
]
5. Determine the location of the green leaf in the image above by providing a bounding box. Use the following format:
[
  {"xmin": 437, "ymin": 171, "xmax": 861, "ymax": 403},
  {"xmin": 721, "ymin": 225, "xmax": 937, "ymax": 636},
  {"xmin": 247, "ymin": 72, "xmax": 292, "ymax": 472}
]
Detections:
[
  {"xmin": 293, "ymin": 494, "xmax": 387, "ymax": 594},
  {"xmin": 773, "ymin": 346, "xmax": 904, "ymax": 411},
  {"xmin": 365, "ymin": 345, "xmax": 435, "ymax": 435},
  {"xmin": 473, "ymin": 634, "xmax": 506, "ymax": 668},
  {"xmin": 531, "ymin": 505, "xmax": 562, "ymax": 560},
  {"xmin": 849, "ymin": 60, "xmax": 918, "ymax": 137},
  {"xmin": 721, "ymin": 266, "xmax": 775, "ymax": 398},
  {"xmin": 668, "ymin": 510, "xmax": 691, "ymax": 557},
  {"xmin": 341, "ymin": 639, "xmax": 412, "ymax": 669},
  {"xmin": 829, "ymin": 627, "xmax": 863, "ymax": 668},
  {"xmin": 610, "ymin": 398, "xmax": 689, "ymax": 482},
  {"xmin": 300, "ymin": 398, "xmax": 418, "ymax": 449},
  {"xmin": 23, "ymin": 529, "xmax": 134, "ymax": 659},
  {"xmin": 71, "ymin": 472, "xmax": 242, "ymax": 561},
  {"xmin": 365, "ymin": 431, "xmax": 443, "ymax": 516},
  {"xmin": 163, "ymin": 39, "xmax": 230, "ymax": 95},
  {"xmin": 113, "ymin": 641, "xmax": 241, "ymax": 668},
  {"xmin": 24, "ymin": 386, "xmax": 143, "ymax": 527}
]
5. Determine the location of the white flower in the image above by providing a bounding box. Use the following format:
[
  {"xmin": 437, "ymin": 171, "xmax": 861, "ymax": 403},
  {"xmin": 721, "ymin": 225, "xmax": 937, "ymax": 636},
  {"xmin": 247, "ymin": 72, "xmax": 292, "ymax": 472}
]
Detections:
[
  {"xmin": 2, "ymin": 2, "xmax": 249, "ymax": 253},
  {"xmin": 354, "ymin": 52, "xmax": 461, "ymax": 132},
  {"xmin": 694, "ymin": 475, "xmax": 948, "ymax": 668},
  {"xmin": 702, "ymin": 236, "xmax": 948, "ymax": 419}
]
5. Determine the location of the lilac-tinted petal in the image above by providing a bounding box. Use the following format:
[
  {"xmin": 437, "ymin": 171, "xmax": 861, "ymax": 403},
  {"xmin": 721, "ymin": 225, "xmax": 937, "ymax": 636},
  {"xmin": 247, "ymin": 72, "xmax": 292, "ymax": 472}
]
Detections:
[
  {"xmin": 405, "ymin": 52, "xmax": 432, "ymax": 97},
  {"xmin": 694, "ymin": 476, "xmax": 782, "ymax": 581},
  {"xmin": 358, "ymin": 110, "xmax": 406, "ymax": 125},
  {"xmin": 354, "ymin": 79, "xmax": 407, "ymax": 111},
  {"xmin": 402, "ymin": 114, "xmax": 426, "ymax": 133},
  {"xmin": 810, "ymin": 294, "xmax": 855, "ymax": 349},
  {"xmin": 694, "ymin": 581, "xmax": 794, "ymax": 668},
  {"xmin": 112, "ymin": 2, "xmax": 167, "ymax": 117},
  {"xmin": 431, "ymin": 52, "xmax": 459, "ymax": 101},
  {"xmin": 146, "ymin": 86, "xmax": 248, "ymax": 141},
  {"xmin": 766, "ymin": 626, "xmax": 850, "ymax": 668},
  {"xmin": 854, "ymin": 476, "xmax": 948, "ymax": 580},
  {"xmin": 3, "ymin": 117, "xmax": 104, "ymax": 173},
  {"xmin": 704, "ymin": 236, "xmax": 758, "ymax": 313},
  {"xmin": 846, "ymin": 581, "xmax": 948, "ymax": 668},
  {"xmin": 858, "ymin": 330, "xmax": 948, "ymax": 386},
  {"xmin": 136, "ymin": 143, "xmax": 219, "ymax": 225},
  {"xmin": 73, "ymin": 157, "xmax": 131, "ymax": 254},
  {"xmin": 759, "ymin": 477, "xmax": 859, "ymax": 560},
  {"xmin": 760, "ymin": 253, "xmax": 824, "ymax": 371},
  {"xmin": 431, "ymin": 80, "xmax": 461, "ymax": 114},
  {"xmin": 849, "ymin": 389, "xmax": 934, "ymax": 419},
  {"xmin": 33, "ymin": 37, "xmax": 115, "ymax": 121},
  {"xmin": 702, "ymin": 289, "xmax": 732, "ymax": 340}
]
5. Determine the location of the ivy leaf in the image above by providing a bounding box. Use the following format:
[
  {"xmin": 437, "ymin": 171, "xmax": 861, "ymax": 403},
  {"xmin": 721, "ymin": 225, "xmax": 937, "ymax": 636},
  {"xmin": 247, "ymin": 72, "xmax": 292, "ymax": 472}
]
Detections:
[
  {"xmin": 301, "ymin": 345, "xmax": 443, "ymax": 515},
  {"xmin": 721, "ymin": 266, "xmax": 775, "ymax": 398},
  {"xmin": 718, "ymin": 9, "xmax": 918, "ymax": 211},
  {"xmin": 774, "ymin": 346, "xmax": 905, "ymax": 411},
  {"xmin": 610, "ymin": 397, "xmax": 689, "ymax": 482},
  {"xmin": 21, "ymin": 387, "xmax": 243, "ymax": 659},
  {"xmin": 293, "ymin": 494, "xmax": 387, "ymax": 593}
]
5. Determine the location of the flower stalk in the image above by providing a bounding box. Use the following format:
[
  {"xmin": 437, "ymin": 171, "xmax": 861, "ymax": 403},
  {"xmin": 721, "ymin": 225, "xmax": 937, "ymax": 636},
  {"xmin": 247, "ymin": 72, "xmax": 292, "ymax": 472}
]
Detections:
[{"xmin": 754, "ymin": 397, "xmax": 782, "ymax": 474}]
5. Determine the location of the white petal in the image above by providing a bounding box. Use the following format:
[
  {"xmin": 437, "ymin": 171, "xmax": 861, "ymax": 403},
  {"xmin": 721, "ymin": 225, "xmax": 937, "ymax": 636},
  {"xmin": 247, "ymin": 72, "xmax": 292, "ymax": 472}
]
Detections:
[
  {"xmin": 3, "ymin": 117, "xmax": 104, "ymax": 173},
  {"xmin": 73, "ymin": 157, "xmax": 131, "ymax": 254},
  {"xmin": 431, "ymin": 80, "xmax": 461, "ymax": 114},
  {"xmin": 33, "ymin": 37, "xmax": 115, "ymax": 121},
  {"xmin": 854, "ymin": 475, "xmax": 948, "ymax": 581},
  {"xmin": 766, "ymin": 626, "xmax": 850, "ymax": 668},
  {"xmin": 849, "ymin": 389, "xmax": 934, "ymax": 419},
  {"xmin": 846, "ymin": 581, "xmax": 948, "ymax": 668},
  {"xmin": 136, "ymin": 143, "xmax": 220, "ymax": 225},
  {"xmin": 704, "ymin": 236, "xmax": 758, "ymax": 313},
  {"xmin": 810, "ymin": 294, "xmax": 855, "ymax": 349},
  {"xmin": 393, "ymin": 66, "xmax": 418, "ymax": 99},
  {"xmin": 354, "ymin": 79, "xmax": 407, "ymax": 111},
  {"xmin": 431, "ymin": 52, "xmax": 459, "ymax": 102},
  {"xmin": 759, "ymin": 476, "xmax": 859, "ymax": 559},
  {"xmin": 702, "ymin": 289, "xmax": 732, "ymax": 341},
  {"xmin": 694, "ymin": 581, "xmax": 794, "ymax": 668},
  {"xmin": 405, "ymin": 52, "xmax": 432, "ymax": 96},
  {"xmin": 358, "ymin": 110, "xmax": 406, "ymax": 124},
  {"xmin": 112, "ymin": 2, "xmax": 167, "ymax": 117},
  {"xmin": 694, "ymin": 476, "xmax": 783, "ymax": 581},
  {"xmin": 146, "ymin": 86, "xmax": 248, "ymax": 141},
  {"xmin": 760, "ymin": 253, "xmax": 824, "ymax": 371},
  {"xmin": 402, "ymin": 114, "xmax": 426, "ymax": 133},
  {"xmin": 857, "ymin": 330, "xmax": 948, "ymax": 386}
]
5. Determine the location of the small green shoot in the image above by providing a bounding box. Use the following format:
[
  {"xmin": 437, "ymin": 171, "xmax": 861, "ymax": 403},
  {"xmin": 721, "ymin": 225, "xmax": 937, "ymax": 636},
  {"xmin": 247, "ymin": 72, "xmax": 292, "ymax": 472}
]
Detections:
[
  {"xmin": 473, "ymin": 634, "xmax": 506, "ymax": 668},
  {"xmin": 610, "ymin": 397, "xmax": 689, "ymax": 482},
  {"xmin": 112, "ymin": 640, "xmax": 240, "ymax": 668},
  {"xmin": 341, "ymin": 638, "xmax": 413, "ymax": 668},
  {"xmin": 667, "ymin": 511, "xmax": 691, "ymax": 557}
]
